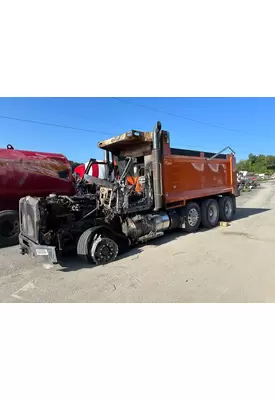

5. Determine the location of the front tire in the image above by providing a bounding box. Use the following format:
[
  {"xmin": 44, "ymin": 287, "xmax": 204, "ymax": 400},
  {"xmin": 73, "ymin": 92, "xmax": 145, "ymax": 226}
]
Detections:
[
  {"xmin": 77, "ymin": 228, "xmax": 119, "ymax": 265},
  {"xmin": 77, "ymin": 227, "xmax": 96, "ymax": 263},
  {"xmin": 91, "ymin": 236, "xmax": 118, "ymax": 265},
  {"xmin": 201, "ymin": 199, "xmax": 219, "ymax": 229}
]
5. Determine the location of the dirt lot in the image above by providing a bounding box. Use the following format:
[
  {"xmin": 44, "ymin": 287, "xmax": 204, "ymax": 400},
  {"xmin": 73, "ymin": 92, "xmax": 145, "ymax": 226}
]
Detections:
[{"xmin": 1, "ymin": 182, "xmax": 275, "ymax": 303}]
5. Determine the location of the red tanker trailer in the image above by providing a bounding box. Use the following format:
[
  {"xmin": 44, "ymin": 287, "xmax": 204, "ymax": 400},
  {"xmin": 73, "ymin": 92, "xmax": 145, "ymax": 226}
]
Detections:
[{"xmin": 0, "ymin": 144, "xmax": 75, "ymax": 247}]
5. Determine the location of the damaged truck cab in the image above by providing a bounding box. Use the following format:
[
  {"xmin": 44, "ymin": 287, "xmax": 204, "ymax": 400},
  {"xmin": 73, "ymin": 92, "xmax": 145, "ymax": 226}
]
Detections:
[{"xmin": 19, "ymin": 122, "xmax": 238, "ymax": 265}]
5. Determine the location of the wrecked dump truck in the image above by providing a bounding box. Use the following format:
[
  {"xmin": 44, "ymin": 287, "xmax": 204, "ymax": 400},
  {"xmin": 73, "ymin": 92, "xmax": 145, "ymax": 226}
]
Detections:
[
  {"xmin": 18, "ymin": 122, "xmax": 238, "ymax": 265},
  {"xmin": 0, "ymin": 145, "xmax": 75, "ymax": 247}
]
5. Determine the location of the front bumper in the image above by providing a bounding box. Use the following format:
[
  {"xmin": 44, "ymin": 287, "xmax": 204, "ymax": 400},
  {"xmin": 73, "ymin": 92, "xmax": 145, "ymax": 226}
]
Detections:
[{"xmin": 19, "ymin": 233, "xmax": 58, "ymax": 264}]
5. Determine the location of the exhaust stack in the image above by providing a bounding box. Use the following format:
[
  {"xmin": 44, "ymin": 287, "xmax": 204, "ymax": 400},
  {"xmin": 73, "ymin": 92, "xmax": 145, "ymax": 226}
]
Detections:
[
  {"xmin": 152, "ymin": 121, "xmax": 163, "ymax": 211},
  {"xmin": 104, "ymin": 150, "xmax": 110, "ymax": 179}
]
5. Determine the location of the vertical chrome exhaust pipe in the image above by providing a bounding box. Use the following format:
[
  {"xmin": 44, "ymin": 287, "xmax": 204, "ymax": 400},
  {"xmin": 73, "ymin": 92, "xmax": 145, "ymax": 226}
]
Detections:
[
  {"xmin": 104, "ymin": 150, "xmax": 110, "ymax": 179},
  {"xmin": 152, "ymin": 121, "xmax": 163, "ymax": 211}
]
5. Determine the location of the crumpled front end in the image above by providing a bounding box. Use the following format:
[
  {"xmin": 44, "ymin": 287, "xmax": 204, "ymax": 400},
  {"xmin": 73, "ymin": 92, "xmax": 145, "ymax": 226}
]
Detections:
[{"xmin": 19, "ymin": 196, "xmax": 58, "ymax": 263}]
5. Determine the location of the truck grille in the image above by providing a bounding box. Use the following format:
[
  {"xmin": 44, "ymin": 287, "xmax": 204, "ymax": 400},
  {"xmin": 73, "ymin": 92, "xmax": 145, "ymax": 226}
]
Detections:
[{"xmin": 19, "ymin": 196, "xmax": 40, "ymax": 243}]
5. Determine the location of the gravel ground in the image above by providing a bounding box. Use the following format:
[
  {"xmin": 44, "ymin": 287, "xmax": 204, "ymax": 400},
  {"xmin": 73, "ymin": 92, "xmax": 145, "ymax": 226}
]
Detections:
[{"xmin": 0, "ymin": 182, "xmax": 274, "ymax": 303}]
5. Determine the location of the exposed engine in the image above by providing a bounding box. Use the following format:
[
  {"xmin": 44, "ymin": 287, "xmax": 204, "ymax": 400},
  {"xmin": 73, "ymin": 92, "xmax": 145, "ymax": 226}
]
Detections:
[
  {"xmin": 37, "ymin": 193, "xmax": 99, "ymax": 250},
  {"xmin": 20, "ymin": 156, "xmax": 150, "ymax": 251}
]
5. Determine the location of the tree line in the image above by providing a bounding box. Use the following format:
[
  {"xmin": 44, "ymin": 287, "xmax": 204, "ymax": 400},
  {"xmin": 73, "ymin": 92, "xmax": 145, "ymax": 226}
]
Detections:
[{"xmin": 237, "ymin": 153, "xmax": 275, "ymax": 174}]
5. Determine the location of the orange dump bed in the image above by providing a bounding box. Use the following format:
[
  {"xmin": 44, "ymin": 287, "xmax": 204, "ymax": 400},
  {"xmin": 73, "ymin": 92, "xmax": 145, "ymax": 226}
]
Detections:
[
  {"xmin": 162, "ymin": 152, "xmax": 237, "ymax": 207},
  {"xmin": 161, "ymin": 135, "xmax": 237, "ymax": 207}
]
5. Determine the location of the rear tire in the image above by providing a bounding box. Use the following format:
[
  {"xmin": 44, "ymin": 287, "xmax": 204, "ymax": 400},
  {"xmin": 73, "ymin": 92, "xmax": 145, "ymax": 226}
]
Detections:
[
  {"xmin": 201, "ymin": 199, "xmax": 219, "ymax": 229},
  {"xmin": 181, "ymin": 202, "xmax": 201, "ymax": 233},
  {"xmin": 0, "ymin": 210, "xmax": 19, "ymax": 247},
  {"xmin": 219, "ymin": 196, "xmax": 234, "ymax": 222}
]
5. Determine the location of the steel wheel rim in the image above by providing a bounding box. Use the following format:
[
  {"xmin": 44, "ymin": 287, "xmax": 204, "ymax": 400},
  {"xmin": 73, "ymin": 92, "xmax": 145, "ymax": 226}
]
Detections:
[
  {"xmin": 224, "ymin": 200, "xmax": 232, "ymax": 218},
  {"xmin": 208, "ymin": 205, "xmax": 218, "ymax": 223},
  {"xmin": 91, "ymin": 237, "xmax": 118, "ymax": 264},
  {"xmin": 188, "ymin": 208, "xmax": 199, "ymax": 227}
]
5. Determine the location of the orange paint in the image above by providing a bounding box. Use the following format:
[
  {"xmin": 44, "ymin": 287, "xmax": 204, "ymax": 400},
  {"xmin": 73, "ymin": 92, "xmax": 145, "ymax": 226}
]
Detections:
[{"xmin": 162, "ymin": 137, "xmax": 237, "ymax": 206}]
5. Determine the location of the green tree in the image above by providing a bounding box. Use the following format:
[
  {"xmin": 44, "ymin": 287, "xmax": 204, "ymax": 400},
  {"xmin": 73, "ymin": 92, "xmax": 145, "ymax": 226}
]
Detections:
[
  {"xmin": 236, "ymin": 153, "xmax": 275, "ymax": 175},
  {"xmin": 69, "ymin": 160, "xmax": 81, "ymax": 172},
  {"xmin": 236, "ymin": 159, "xmax": 249, "ymax": 171},
  {"xmin": 266, "ymin": 155, "xmax": 275, "ymax": 172}
]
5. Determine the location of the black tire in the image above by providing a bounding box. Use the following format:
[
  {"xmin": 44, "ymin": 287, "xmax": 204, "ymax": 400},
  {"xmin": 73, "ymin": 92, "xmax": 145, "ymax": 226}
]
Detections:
[
  {"xmin": 181, "ymin": 202, "xmax": 201, "ymax": 233},
  {"xmin": 0, "ymin": 210, "xmax": 19, "ymax": 247},
  {"xmin": 77, "ymin": 228, "xmax": 119, "ymax": 265},
  {"xmin": 219, "ymin": 196, "xmax": 234, "ymax": 222},
  {"xmin": 201, "ymin": 199, "xmax": 219, "ymax": 229},
  {"xmin": 76, "ymin": 227, "xmax": 97, "ymax": 263}
]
